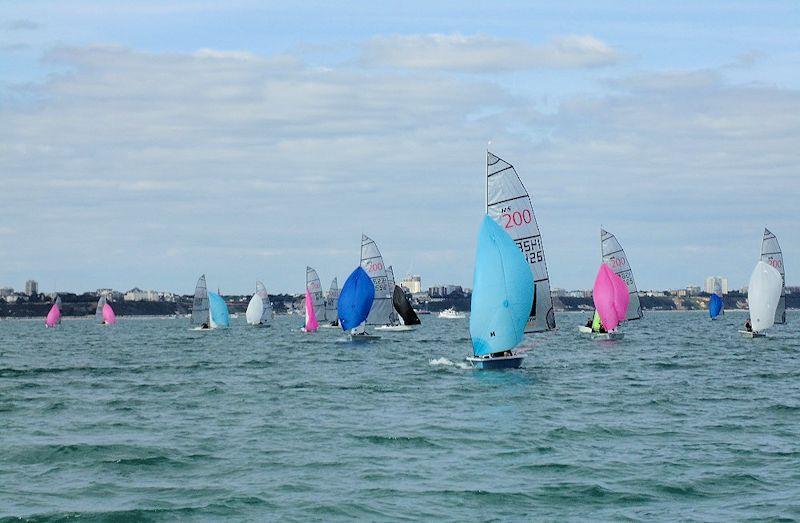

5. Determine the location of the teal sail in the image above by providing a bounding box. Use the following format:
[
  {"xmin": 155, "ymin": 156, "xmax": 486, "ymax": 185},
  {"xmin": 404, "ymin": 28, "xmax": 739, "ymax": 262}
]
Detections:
[
  {"xmin": 469, "ymin": 215, "xmax": 534, "ymax": 357},
  {"xmin": 208, "ymin": 291, "xmax": 230, "ymax": 328}
]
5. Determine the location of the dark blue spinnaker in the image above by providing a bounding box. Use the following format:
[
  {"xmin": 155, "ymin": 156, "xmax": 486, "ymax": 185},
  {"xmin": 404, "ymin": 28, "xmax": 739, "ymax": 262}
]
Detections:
[
  {"xmin": 338, "ymin": 267, "xmax": 375, "ymax": 331},
  {"xmin": 709, "ymin": 293, "xmax": 723, "ymax": 319}
]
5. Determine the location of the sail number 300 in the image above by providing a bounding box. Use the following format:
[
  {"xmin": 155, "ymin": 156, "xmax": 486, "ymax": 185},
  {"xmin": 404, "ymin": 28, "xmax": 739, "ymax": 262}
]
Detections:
[{"xmin": 502, "ymin": 210, "xmax": 532, "ymax": 229}]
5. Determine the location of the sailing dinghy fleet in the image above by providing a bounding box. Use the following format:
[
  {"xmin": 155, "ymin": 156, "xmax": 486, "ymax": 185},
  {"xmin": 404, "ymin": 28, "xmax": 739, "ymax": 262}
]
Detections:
[{"xmin": 38, "ymin": 151, "xmax": 790, "ymax": 369}]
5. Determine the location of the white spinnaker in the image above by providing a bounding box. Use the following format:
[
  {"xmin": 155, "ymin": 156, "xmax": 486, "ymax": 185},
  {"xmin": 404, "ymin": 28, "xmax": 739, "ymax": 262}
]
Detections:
[
  {"xmin": 95, "ymin": 296, "xmax": 106, "ymax": 322},
  {"xmin": 386, "ymin": 266, "xmax": 400, "ymax": 324},
  {"xmin": 486, "ymin": 152, "xmax": 555, "ymax": 332},
  {"xmin": 600, "ymin": 229, "xmax": 643, "ymax": 321},
  {"xmin": 256, "ymin": 281, "xmax": 273, "ymax": 324},
  {"xmin": 748, "ymin": 261, "xmax": 783, "ymax": 333},
  {"xmin": 306, "ymin": 267, "xmax": 325, "ymax": 321},
  {"xmin": 191, "ymin": 275, "xmax": 209, "ymax": 326},
  {"xmin": 325, "ymin": 277, "xmax": 339, "ymax": 323},
  {"xmin": 361, "ymin": 234, "xmax": 393, "ymax": 326},
  {"xmin": 246, "ymin": 293, "xmax": 264, "ymax": 324},
  {"xmin": 761, "ymin": 228, "xmax": 786, "ymax": 324}
]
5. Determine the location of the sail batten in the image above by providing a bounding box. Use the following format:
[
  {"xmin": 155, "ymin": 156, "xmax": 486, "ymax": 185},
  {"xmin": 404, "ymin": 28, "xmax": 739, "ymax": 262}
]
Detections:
[
  {"xmin": 760, "ymin": 228, "xmax": 786, "ymax": 324},
  {"xmin": 360, "ymin": 234, "xmax": 394, "ymax": 326},
  {"xmin": 600, "ymin": 229, "xmax": 643, "ymax": 321},
  {"xmin": 486, "ymin": 151, "xmax": 555, "ymax": 333}
]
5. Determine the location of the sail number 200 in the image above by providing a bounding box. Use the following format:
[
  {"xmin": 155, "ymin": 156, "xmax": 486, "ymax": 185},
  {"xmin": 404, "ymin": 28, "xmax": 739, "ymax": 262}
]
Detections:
[{"xmin": 501, "ymin": 209, "xmax": 532, "ymax": 229}]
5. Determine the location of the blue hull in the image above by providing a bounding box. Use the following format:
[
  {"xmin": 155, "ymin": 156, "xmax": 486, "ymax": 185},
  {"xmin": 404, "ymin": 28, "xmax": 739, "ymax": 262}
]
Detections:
[{"xmin": 466, "ymin": 355, "xmax": 524, "ymax": 369}]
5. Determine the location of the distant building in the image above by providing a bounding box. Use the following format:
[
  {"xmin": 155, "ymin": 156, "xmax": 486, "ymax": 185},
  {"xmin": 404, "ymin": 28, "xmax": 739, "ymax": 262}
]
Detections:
[
  {"xmin": 0, "ymin": 287, "xmax": 14, "ymax": 297},
  {"xmin": 704, "ymin": 276, "xmax": 729, "ymax": 295},
  {"xmin": 124, "ymin": 288, "xmax": 164, "ymax": 302},
  {"xmin": 551, "ymin": 287, "xmax": 567, "ymax": 297},
  {"xmin": 25, "ymin": 280, "xmax": 38, "ymax": 296},
  {"xmin": 686, "ymin": 285, "xmax": 701, "ymax": 296},
  {"xmin": 400, "ymin": 275, "xmax": 422, "ymax": 294}
]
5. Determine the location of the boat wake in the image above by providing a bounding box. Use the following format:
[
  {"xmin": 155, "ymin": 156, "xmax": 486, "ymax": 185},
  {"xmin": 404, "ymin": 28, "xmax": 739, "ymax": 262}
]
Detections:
[{"xmin": 429, "ymin": 357, "xmax": 470, "ymax": 370}]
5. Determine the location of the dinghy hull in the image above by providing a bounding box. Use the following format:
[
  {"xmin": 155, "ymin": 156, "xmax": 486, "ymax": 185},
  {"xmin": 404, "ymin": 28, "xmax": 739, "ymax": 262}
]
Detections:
[
  {"xmin": 577, "ymin": 326, "xmax": 593, "ymax": 334},
  {"xmin": 739, "ymin": 330, "xmax": 766, "ymax": 338},
  {"xmin": 466, "ymin": 355, "xmax": 524, "ymax": 369},
  {"xmin": 592, "ymin": 332, "xmax": 625, "ymax": 341},
  {"xmin": 348, "ymin": 333, "xmax": 381, "ymax": 342},
  {"xmin": 374, "ymin": 324, "xmax": 415, "ymax": 332}
]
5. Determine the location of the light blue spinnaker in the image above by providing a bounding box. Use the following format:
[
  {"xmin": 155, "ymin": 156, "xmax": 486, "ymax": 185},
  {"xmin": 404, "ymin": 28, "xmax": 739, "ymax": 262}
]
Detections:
[
  {"xmin": 338, "ymin": 267, "xmax": 375, "ymax": 331},
  {"xmin": 208, "ymin": 292, "xmax": 230, "ymax": 328},
  {"xmin": 709, "ymin": 293, "xmax": 723, "ymax": 319},
  {"xmin": 469, "ymin": 215, "xmax": 534, "ymax": 357}
]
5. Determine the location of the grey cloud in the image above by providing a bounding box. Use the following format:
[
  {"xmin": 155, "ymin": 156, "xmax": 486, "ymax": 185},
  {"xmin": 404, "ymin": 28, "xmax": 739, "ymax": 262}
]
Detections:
[
  {"xmin": 3, "ymin": 19, "xmax": 40, "ymax": 31},
  {"xmin": 360, "ymin": 33, "xmax": 620, "ymax": 72}
]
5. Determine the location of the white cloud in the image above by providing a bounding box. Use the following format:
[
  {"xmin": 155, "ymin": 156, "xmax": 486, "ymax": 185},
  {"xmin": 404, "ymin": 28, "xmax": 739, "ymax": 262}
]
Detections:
[{"xmin": 360, "ymin": 33, "xmax": 620, "ymax": 72}]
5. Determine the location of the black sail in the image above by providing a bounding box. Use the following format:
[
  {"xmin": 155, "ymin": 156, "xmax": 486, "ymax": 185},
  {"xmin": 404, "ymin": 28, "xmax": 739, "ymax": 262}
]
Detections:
[{"xmin": 392, "ymin": 285, "xmax": 421, "ymax": 325}]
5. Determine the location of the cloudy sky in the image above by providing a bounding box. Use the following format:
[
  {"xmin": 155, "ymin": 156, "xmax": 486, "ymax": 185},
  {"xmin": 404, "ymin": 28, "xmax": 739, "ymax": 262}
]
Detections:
[{"xmin": 1, "ymin": 1, "xmax": 798, "ymax": 294}]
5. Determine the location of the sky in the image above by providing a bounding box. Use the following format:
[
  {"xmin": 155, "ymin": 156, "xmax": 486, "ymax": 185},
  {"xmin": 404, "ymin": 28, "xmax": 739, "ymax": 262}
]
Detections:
[{"xmin": 1, "ymin": 1, "xmax": 799, "ymax": 294}]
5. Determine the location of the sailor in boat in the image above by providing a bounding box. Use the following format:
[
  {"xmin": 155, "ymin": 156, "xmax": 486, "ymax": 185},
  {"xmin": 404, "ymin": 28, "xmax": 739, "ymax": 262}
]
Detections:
[
  {"xmin": 744, "ymin": 318, "xmax": 753, "ymax": 332},
  {"xmin": 585, "ymin": 317, "xmax": 593, "ymax": 329},
  {"xmin": 201, "ymin": 322, "xmax": 210, "ymax": 330}
]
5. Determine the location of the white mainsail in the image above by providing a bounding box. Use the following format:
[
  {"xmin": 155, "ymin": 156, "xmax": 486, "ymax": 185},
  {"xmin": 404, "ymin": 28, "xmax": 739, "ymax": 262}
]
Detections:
[
  {"xmin": 325, "ymin": 277, "xmax": 339, "ymax": 324},
  {"xmin": 761, "ymin": 228, "xmax": 786, "ymax": 324},
  {"xmin": 245, "ymin": 294, "xmax": 263, "ymax": 325},
  {"xmin": 256, "ymin": 281, "xmax": 273, "ymax": 324},
  {"xmin": 486, "ymin": 151, "xmax": 555, "ymax": 332},
  {"xmin": 95, "ymin": 296, "xmax": 106, "ymax": 323},
  {"xmin": 748, "ymin": 261, "xmax": 783, "ymax": 333},
  {"xmin": 360, "ymin": 234, "xmax": 394, "ymax": 326},
  {"xmin": 191, "ymin": 275, "xmax": 209, "ymax": 326},
  {"xmin": 600, "ymin": 229, "xmax": 643, "ymax": 321},
  {"xmin": 306, "ymin": 267, "xmax": 326, "ymax": 322}
]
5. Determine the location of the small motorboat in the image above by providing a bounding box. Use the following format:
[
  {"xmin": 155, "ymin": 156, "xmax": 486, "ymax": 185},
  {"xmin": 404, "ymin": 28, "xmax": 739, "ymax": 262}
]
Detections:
[{"xmin": 438, "ymin": 307, "xmax": 466, "ymax": 319}]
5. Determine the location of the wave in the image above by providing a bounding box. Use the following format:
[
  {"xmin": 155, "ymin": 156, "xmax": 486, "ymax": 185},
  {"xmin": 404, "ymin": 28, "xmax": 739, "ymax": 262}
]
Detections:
[{"xmin": 429, "ymin": 357, "xmax": 470, "ymax": 369}]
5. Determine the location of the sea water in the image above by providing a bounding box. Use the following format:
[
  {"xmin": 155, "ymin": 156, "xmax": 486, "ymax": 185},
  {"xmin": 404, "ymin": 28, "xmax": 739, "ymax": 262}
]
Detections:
[{"xmin": 2, "ymin": 311, "xmax": 799, "ymax": 521}]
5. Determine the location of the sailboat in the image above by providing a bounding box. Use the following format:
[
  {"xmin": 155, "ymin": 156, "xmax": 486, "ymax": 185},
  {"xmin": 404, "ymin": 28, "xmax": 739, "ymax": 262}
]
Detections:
[
  {"xmin": 321, "ymin": 278, "xmax": 339, "ymax": 328},
  {"xmin": 300, "ymin": 288, "xmax": 319, "ymax": 332},
  {"xmin": 709, "ymin": 293, "xmax": 724, "ymax": 320},
  {"xmin": 590, "ymin": 264, "xmax": 629, "ymax": 340},
  {"xmin": 741, "ymin": 261, "xmax": 783, "ymax": 338},
  {"xmin": 95, "ymin": 296, "xmax": 117, "ymax": 325},
  {"xmin": 761, "ymin": 228, "xmax": 786, "ymax": 325},
  {"xmin": 466, "ymin": 216, "xmax": 534, "ymax": 369},
  {"xmin": 376, "ymin": 265, "xmax": 415, "ymax": 331},
  {"xmin": 337, "ymin": 266, "xmax": 377, "ymax": 341},
  {"xmin": 245, "ymin": 281, "xmax": 272, "ymax": 327},
  {"xmin": 361, "ymin": 234, "xmax": 395, "ymax": 331},
  {"xmin": 486, "ymin": 152, "xmax": 555, "ymax": 333},
  {"xmin": 306, "ymin": 266, "xmax": 326, "ymax": 325},
  {"xmin": 190, "ymin": 275, "xmax": 212, "ymax": 330},
  {"xmin": 45, "ymin": 295, "xmax": 62, "ymax": 328},
  {"xmin": 580, "ymin": 229, "xmax": 643, "ymax": 334}
]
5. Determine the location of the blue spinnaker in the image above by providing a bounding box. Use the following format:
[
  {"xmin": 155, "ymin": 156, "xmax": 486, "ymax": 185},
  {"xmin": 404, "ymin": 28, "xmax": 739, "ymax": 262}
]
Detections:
[
  {"xmin": 469, "ymin": 215, "xmax": 534, "ymax": 356},
  {"xmin": 338, "ymin": 267, "xmax": 375, "ymax": 331},
  {"xmin": 208, "ymin": 292, "xmax": 230, "ymax": 328},
  {"xmin": 709, "ymin": 293, "xmax": 723, "ymax": 319}
]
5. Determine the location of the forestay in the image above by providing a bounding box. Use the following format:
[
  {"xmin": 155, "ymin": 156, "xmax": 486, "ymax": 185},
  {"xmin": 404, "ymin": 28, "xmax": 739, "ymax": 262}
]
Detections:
[
  {"xmin": 761, "ymin": 228, "xmax": 786, "ymax": 324},
  {"xmin": 486, "ymin": 152, "xmax": 555, "ymax": 333},
  {"xmin": 360, "ymin": 234, "xmax": 393, "ymax": 326},
  {"xmin": 191, "ymin": 275, "xmax": 209, "ymax": 326},
  {"xmin": 600, "ymin": 229, "xmax": 643, "ymax": 321}
]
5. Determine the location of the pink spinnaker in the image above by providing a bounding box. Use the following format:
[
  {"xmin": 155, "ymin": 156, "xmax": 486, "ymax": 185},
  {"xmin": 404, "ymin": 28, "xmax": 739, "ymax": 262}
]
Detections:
[
  {"xmin": 304, "ymin": 288, "xmax": 318, "ymax": 332},
  {"xmin": 102, "ymin": 303, "xmax": 117, "ymax": 324},
  {"xmin": 593, "ymin": 264, "xmax": 623, "ymax": 331},
  {"xmin": 45, "ymin": 303, "xmax": 61, "ymax": 328}
]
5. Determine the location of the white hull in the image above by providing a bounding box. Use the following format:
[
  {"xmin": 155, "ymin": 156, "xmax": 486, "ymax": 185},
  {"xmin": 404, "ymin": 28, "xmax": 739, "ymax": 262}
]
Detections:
[
  {"xmin": 374, "ymin": 324, "xmax": 415, "ymax": 332},
  {"xmin": 739, "ymin": 330, "xmax": 766, "ymax": 338},
  {"xmin": 592, "ymin": 332, "xmax": 624, "ymax": 341},
  {"xmin": 577, "ymin": 326, "xmax": 592, "ymax": 334}
]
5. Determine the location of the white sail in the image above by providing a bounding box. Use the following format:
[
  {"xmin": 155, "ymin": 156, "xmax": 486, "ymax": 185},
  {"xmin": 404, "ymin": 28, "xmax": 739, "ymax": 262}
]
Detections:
[
  {"xmin": 748, "ymin": 261, "xmax": 783, "ymax": 333},
  {"xmin": 360, "ymin": 234, "xmax": 394, "ymax": 326},
  {"xmin": 386, "ymin": 266, "xmax": 400, "ymax": 324},
  {"xmin": 761, "ymin": 228, "xmax": 786, "ymax": 324},
  {"xmin": 325, "ymin": 277, "xmax": 339, "ymax": 324},
  {"xmin": 255, "ymin": 281, "xmax": 273, "ymax": 324},
  {"xmin": 245, "ymin": 293, "xmax": 264, "ymax": 325},
  {"xmin": 600, "ymin": 229, "xmax": 643, "ymax": 321},
  {"xmin": 191, "ymin": 275, "xmax": 209, "ymax": 326},
  {"xmin": 95, "ymin": 296, "xmax": 106, "ymax": 323},
  {"xmin": 486, "ymin": 152, "xmax": 555, "ymax": 332},
  {"xmin": 306, "ymin": 267, "xmax": 326, "ymax": 321}
]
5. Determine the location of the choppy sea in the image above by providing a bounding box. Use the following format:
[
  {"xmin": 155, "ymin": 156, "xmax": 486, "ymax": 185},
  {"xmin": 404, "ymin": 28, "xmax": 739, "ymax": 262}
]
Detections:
[{"xmin": 2, "ymin": 311, "xmax": 799, "ymax": 521}]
